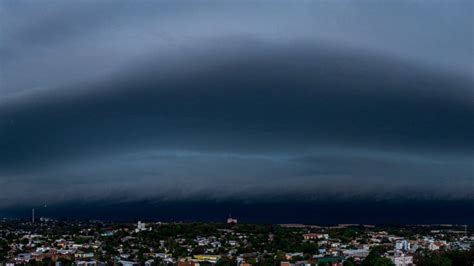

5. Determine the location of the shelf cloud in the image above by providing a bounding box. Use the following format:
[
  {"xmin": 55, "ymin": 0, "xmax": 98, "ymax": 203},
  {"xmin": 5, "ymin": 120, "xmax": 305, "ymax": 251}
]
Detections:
[{"xmin": 0, "ymin": 0, "xmax": 472, "ymax": 209}]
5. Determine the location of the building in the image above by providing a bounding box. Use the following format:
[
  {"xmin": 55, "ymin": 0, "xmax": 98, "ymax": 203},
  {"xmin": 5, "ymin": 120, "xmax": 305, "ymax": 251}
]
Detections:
[
  {"xmin": 15, "ymin": 253, "xmax": 32, "ymax": 262},
  {"xmin": 286, "ymin": 252, "xmax": 304, "ymax": 260},
  {"xmin": 389, "ymin": 254, "xmax": 414, "ymax": 266},
  {"xmin": 118, "ymin": 261, "xmax": 140, "ymax": 266},
  {"xmin": 342, "ymin": 249, "xmax": 370, "ymax": 259},
  {"xmin": 395, "ymin": 240, "xmax": 410, "ymax": 251},
  {"xmin": 135, "ymin": 221, "xmax": 147, "ymax": 232},
  {"xmin": 193, "ymin": 255, "xmax": 220, "ymax": 263},
  {"xmin": 429, "ymin": 241, "xmax": 446, "ymax": 251},
  {"xmin": 227, "ymin": 215, "xmax": 237, "ymax": 224},
  {"xmin": 303, "ymin": 233, "xmax": 329, "ymax": 240},
  {"xmin": 75, "ymin": 261, "xmax": 103, "ymax": 266},
  {"xmin": 315, "ymin": 256, "xmax": 345, "ymax": 266}
]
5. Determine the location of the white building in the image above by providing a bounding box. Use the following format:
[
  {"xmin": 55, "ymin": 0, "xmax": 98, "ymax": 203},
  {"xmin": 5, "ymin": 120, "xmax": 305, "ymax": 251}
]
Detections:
[
  {"xmin": 75, "ymin": 260, "xmax": 100, "ymax": 266},
  {"xmin": 135, "ymin": 221, "xmax": 147, "ymax": 232},
  {"xmin": 395, "ymin": 240, "xmax": 410, "ymax": 251},
  {"xmin": 429, "ymin": 241, "xmax": 446, "ymax": 251},
  {"xmin": 342, "ymin": 249, "xmax": 370, "ymax": 258},
  {"xmin": 15, "ymin": 253, "xmax": 32, "ymax": 262},
  {"xmin": 389, "ymin": 254, "xmax": 413, "ymax": 266},
  {"xmin": 118, "ymin": 261, "xmax": 140, "ymax": 266}
]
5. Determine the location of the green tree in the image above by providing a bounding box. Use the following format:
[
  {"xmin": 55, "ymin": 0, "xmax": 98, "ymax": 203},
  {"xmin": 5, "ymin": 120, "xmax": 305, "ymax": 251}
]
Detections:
[
  {"xmin": 373, "ymin": 257, "xmax": 395, "ymax": 266},
  {"xmin": 343, "ymin": 259, "xmax": 355, "ymax": 266},
  {"xmin": 429, "ymin": 253, "xmax": 452, "ymax": 266},
  {"xmin": 216, "ymin": 256, "xmax": 236, "ymax": 266},
  {"xmin": 362, "ymin": 246, "xmax": 389, "ymax": 266}
]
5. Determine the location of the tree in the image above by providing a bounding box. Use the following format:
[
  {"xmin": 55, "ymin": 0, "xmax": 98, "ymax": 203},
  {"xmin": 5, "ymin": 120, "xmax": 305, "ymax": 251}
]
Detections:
[
  {"xmin": 372, "ymin": 257, "xmax": 395, "ymax": 266},
  {"xmin": 362, "ymin": 246, "xmax": 390, "ymax": 266},
  {"xmin": 343, "ymin": 258, "xmax": 355, "ymax": 266},
  {"xmin": 216, "ymin": 256, "xmax": 236, "ymax": 266},
  {"xmin": 274, "ymin": 251, "xmax": 287, "ymax": 264},
  {"xmin": 301, "ymin": 242, "xmax": 319, "ymax": 255},
  {"xmin": 290, "ymin": 256, "xmax": 304, "ymax": 263},
  {"xmin": 428, "ymin": 253, "xmax": 452, "ymax": 266}
]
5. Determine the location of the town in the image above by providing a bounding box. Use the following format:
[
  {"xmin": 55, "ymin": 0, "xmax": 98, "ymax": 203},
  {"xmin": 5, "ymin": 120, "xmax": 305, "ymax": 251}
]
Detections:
[{"xmin": 0, "ymin": 216, "xmax": 472, "ymax": 266}]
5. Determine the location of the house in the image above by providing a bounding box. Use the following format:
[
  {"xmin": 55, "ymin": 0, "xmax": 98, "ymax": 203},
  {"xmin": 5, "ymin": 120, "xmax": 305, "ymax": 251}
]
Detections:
[
  {"xmin": 75, "ymin": 260, "xmax": 102, "ymax": 266},
  {"xmin": 193, "ymin": 255, "xmax": 220, "ymax": 263},
  {"xmin": 315, "ymin": 256, "xmax": 345, "ymax": 266},
  {"xmin": 342, "ymin": 249, "xmax": 370, "ymax": 258},
  {"xmin": 294, "ymin": 260, "xmax": 312, "ymax": 266},
  {"xmin": 388, "ymin": 254, "xmax": 414, "ymax": 266},
  {"xmin": 429, "ymin": 241, "xmax": 446, "ymax": 251},
  {"xmin": 303, "ymin": 233, "xmax": 329, "ymax": 240},
  {"xmin": 286, "ymin": 252, "xmax": 303, "ymax": 260},
  {"xmin": 118, "ymin": 261, "xmax": 140, "ymax": 266},
  {"xmin": 15, "ymin": 253, "xmax": 32, "ymax": 262}
]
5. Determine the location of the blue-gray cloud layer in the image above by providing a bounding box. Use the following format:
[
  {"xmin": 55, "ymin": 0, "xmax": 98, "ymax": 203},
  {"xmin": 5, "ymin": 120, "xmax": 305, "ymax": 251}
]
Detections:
[{"xmin": 0, "ymin": 0, "xmax": 473, "ymax": 208}]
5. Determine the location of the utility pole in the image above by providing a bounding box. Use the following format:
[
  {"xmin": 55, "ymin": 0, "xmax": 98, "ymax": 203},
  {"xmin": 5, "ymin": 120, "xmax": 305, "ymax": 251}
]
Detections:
[{"xmin": 32, "ymin": 208, "xmax": 35, "ymax": 223}]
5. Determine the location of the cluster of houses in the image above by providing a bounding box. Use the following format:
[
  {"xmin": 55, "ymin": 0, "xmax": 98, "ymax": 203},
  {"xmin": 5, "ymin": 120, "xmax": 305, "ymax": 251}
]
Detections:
[{"xmin": 0, "ymin": 219, "xmax": 471, "ymax": 266}]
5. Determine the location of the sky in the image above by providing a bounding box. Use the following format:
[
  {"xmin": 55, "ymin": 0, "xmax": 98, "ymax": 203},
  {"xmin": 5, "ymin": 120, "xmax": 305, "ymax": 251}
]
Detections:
[{"xmin": 0, "ymin": 0, "xmax": 473, "ymax": 222}]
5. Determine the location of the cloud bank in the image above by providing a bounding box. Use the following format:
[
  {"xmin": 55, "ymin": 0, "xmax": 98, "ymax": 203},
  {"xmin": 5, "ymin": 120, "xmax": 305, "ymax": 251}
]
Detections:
[{"xmin": 0, "ymin": 0, "xmax": 473, "ymax": 209}]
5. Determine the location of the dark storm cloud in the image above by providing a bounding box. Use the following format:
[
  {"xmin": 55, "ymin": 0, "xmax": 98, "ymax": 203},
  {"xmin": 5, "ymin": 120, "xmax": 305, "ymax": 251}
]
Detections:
[
  {"xmin": 1, "ymin": 42, "xmax": 473, "ymax": 173},
  {"xmin": 0, "ymin": 148, "xmax": 472, "ymax": 208},
  {"xmin": 0, "ymin": 0, "xmax": 473, "ymax": 208},
  {"xmin": 90, "ymin": 149, "xmax": 469, "ymax": 201}
]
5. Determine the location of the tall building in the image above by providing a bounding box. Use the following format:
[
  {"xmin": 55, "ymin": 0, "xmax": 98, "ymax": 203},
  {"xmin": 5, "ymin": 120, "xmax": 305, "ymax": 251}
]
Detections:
[{"xmin": 135, "ymin": 221, "xmax": 147, "ymax": 232}]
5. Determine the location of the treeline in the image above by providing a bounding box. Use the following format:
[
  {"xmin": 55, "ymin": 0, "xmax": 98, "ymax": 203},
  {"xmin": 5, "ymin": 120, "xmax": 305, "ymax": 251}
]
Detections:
[{"xmin": 414, "ymin": 247, "xmax": 474, "ymax": 266}]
